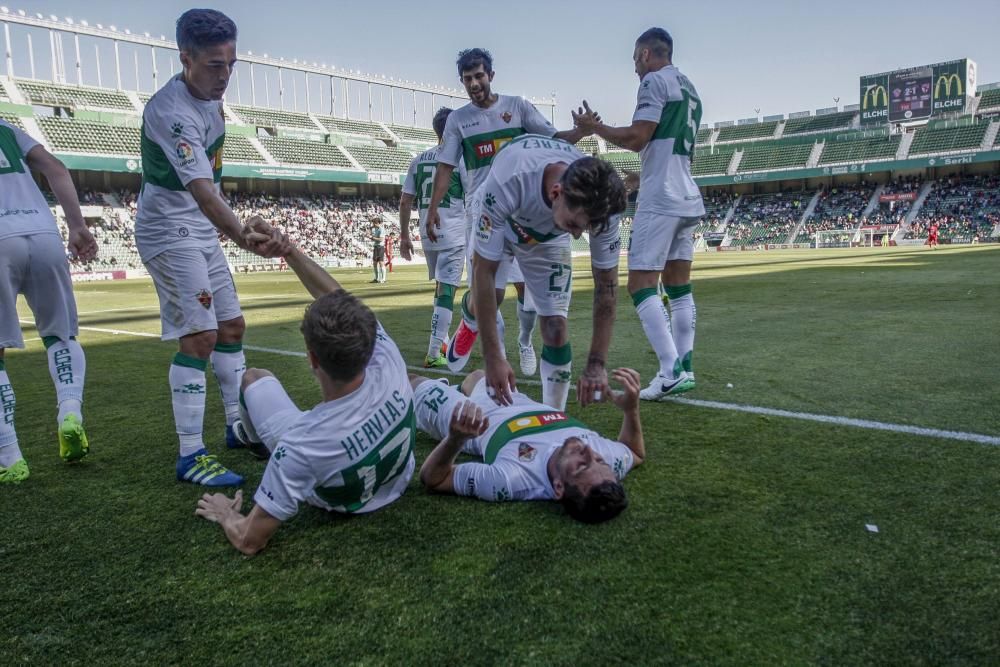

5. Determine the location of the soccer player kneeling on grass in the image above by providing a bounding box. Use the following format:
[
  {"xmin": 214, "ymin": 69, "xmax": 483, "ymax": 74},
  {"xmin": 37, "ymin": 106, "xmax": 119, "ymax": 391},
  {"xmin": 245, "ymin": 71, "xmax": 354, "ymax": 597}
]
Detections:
[
  {"xmin": 0, "ymin": 120, "xmax": 99, "ymax": 482},
  {"xmin": 195, "ymin": 222, "xmax": 416, "ymax": 555},
  {"xmin": 414, "ymin": 367, "xmax": 644, "ymax": 522}
]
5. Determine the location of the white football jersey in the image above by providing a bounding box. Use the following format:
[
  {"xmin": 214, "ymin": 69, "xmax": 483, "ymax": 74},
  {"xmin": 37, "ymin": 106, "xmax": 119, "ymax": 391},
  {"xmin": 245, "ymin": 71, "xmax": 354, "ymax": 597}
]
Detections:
[
  {"xmin": 474, "ymin": 134, "xmax": 621, "ymax": 270},
  {"xmin": 253, "ymin": 324, "xmax": 416, "ymax": 520},
  {"xmin": 135, "ymin": 74, "xmax": 227, "ymax": 262},
  {"xmin": 632, "ymin": 65, "xmax": 705, "ymax": 217},
  {"xmin": 452, "ymin": 405, "xmax": 635, "ymax": 502},
  {"xmin": 438, "ymin": 94, "xmax": 557, "ymax": 195},
  {"xmin": 0, "ymin": 120, "xmax": 59, "ymax": 242},
  {"xmin": 402, "ymin": 146, "xmax": 467, "ymax": 251}
]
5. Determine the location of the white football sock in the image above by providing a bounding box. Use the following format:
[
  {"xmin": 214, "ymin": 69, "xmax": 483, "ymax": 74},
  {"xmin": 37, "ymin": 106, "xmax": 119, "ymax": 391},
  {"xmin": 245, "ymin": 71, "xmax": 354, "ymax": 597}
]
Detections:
[
  {"xmin": 211, "ymin": 343, "xmax": 246, "ymax": 426},
  {"xmin": 170, "ymin": 354, "xmax": 208, "ymax": 456},
  {"xmin": 45, "ymin": 337, "xmax": 85, "ymax": 424},
  {"xmin": 516, "ymin": 297, "xmax": 537, "ymax": 347},
  {"xmin": 666, "ymin": 285, "xmax": 696, "ymax": 376},
  {"xmin": 634, "ymin": 288, "xmax": 682, "ymax": 379},
  {"xmin": 540, "ymin": 344, "xmax": 572, "ymax": 411},
  {"xmin": 0, "ymin": 366, "xmax": 21, "ymax": 466}
]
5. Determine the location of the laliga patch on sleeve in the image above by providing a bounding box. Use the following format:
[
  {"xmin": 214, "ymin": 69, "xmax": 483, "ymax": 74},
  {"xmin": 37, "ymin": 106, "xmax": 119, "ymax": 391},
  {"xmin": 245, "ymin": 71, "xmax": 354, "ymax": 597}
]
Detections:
[{"xmin": 175, "ymin": 140, "xmax": 196, "ymax": 166}]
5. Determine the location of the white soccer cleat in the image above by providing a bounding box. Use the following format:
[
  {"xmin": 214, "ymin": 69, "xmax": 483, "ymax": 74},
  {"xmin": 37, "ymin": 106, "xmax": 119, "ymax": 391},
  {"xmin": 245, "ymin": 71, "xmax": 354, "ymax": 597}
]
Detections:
[
  {"xmin": 518, "ymin": 344, "xmax": 537, "ymax": 376},
  {"xmin": 639, "ymin": 372, "xmax": 695, "ymax": 401}
]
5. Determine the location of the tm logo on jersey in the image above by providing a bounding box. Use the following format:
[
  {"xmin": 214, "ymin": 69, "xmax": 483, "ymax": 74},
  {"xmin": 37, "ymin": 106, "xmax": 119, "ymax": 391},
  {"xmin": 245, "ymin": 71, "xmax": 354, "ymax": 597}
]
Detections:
[{"xmin": 474, "ymin": 137, "xmax": 512, "ymax": 159}]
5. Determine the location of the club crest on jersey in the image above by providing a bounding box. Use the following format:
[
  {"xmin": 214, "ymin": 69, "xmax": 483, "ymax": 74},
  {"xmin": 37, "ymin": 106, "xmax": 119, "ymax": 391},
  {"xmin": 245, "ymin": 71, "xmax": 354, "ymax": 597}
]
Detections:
[
  {"xmin": 196, "ymin": 289, "xmax": 212, "ymax": 309},
  {"xmin": 501, "ymin": 111, "xmax": 512, "ymax": 123},
  {"xmin": 517, "ymin": 443, "xmax": 536, "ymax": 462}
]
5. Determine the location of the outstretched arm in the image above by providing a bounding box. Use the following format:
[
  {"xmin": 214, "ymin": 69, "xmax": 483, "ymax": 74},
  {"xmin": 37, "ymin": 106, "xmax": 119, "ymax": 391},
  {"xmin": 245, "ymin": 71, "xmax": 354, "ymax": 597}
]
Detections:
[
  {"xmin": 247, "ymin": 219, "xmax": 341, "ymax": 298},
  {"xmin": 195, "ymin": 490, "xmax": 283, "ymax": 556},
  {"xmin": 574, "ymin": 101, "xmax": 657, "ymax": 153},
  {"xmin": 609, "ymin": 368, "xmax": 645, "ymax": 466},
  {"xmin": 420, "ymin": 401, "xmax": 489, "ymax": 493}
]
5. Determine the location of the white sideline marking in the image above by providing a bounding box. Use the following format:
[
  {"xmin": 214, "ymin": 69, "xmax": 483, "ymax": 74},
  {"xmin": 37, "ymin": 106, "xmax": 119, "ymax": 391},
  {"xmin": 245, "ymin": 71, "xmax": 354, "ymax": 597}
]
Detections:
[{"xmin": 28, "ymin": 321, "xmax": 1000, "ymax": 448}]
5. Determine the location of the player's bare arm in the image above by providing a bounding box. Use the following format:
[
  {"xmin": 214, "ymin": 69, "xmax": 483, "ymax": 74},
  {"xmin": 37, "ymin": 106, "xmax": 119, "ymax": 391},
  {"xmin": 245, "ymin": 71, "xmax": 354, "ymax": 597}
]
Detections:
[
  {"xmin": 578, "ymin": 265, "xmax": 619, "ymax": 406},
  {"xmin": 195, "ymin": 489, "xmax": 282, "ymax": 556},
  {"xmin": 398, "ymin": 192, "xmax": 415, "ymax": 260},
  {"xmin": 25, "ymin": 145, "xmax": 98, "ymax": 261},
  {"xmin": 575, "ymin": 101, "xmax": 656, "ymax": 152},
  {"xmin": 608, "ymin": 368, "xmax": 645, "ymax": 465},
  {"xmin": 473, "ymin": 253, "xmax": 516, "ymax": 405},
  {"xmin": 556, "ymin": 101, "xmax": 602, "ymax": 144},
  {"xmin": 425, "ymin": 162, "xmax": 456, "ymax": 241},
  {"xmin": 419, "ymin": 401, "xmax": 489, "ymax": 493},
  {"xmin": 187, "ymin": 179, "xmax": 287, "ymax": 258}
]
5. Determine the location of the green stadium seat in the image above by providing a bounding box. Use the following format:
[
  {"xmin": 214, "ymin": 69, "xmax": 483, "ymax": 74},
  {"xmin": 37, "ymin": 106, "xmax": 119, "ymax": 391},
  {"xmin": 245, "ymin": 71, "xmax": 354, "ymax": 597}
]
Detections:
[
  {"xmin": 389, "ymin": 125, "xmax": 438, "ymax": 143},
  {"xmin": 36, "ymin": 116, "xmax": 140, "ymax": 155},
  {"xmin": 819, "ymin": 136, "xmax": 900, "ymax": 164},
  {"xmin": 16, "ymin": 79, "xmax": 135, "ymax": 111},
  {"xmin": 782, "ymin": 111, "xmax": 855, "ymax": 136},
  {"xmin": 978, "ymin": 88, "xmax": 1000, "ymax": 110},
  {"xmin": 692, "ymin": 150, "xmax": 733, "ymax": 175},
  {"xmin": 343, "ymin": 144, "xmax": 414, "ymax": 172},
  {"xmin": 222, "ymin": 135, "xmax": 265, "ymax": 163},
  {"xmin": 317, "ymin": 116, "xmax": 392, "ymax": 140},
  {"xmin": 736, "ymin": 143, "xmax": 812, "ymax": 172},
  {"xmin": 261, "ymin": 136, "xmax": 356, "ymax": 168},
  {"xmin": 716, "ymin": 121, "xmax": 778, "ymax": 143},
  {"xmin": 601, "ymin": 151, "xmax": 640, "ymax": 174},
  {"xmin": 696, "ymin": 127, "xmax": 712, "ymax": 143},
  {"xmin": 230, "ymin": 105, "xmax": 319, "ymax": 130},
  {"xmin": 793, "ymin": 183, "xmax": 874, "ymax": 243},
  {"xmin": 908, "ymin": 123, "xmax": 988, "ymax": 155},
  {"xmin": 726, "ymin": 192, "xmax": 806, "ymax": 247},
  {"xmin": 0, "ymin": 79, "xmax": 8, "ymax": 101},
  {"xmin": 0, "ymin": 112, "xmax": 25, "ymax": 130},
  {"xmin": 576, "ymin": 137, "xmax": 600, "ymax": 155}
]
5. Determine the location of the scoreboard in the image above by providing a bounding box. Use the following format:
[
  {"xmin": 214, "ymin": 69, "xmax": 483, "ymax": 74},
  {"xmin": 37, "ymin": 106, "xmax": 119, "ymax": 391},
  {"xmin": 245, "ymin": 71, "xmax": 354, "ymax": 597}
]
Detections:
[{"xmin": 860, "ymin": 58, "xmax": 976, "ymax": 125}]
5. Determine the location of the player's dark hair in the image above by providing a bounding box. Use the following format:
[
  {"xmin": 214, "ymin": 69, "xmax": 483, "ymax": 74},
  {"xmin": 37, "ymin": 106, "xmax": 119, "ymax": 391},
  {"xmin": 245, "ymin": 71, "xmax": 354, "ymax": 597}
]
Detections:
[
  {"xmin": 432, "ymin": 107, "xmax": 453, "ymax": 141},
  {"xmin": 456, "ymin": 48, "xmax": 493, "ymax": 76},
  {"xmin": 560, "ymin": 157, "xmax": 627, "ymax": 235},
  {"xmin": 561, "ymin": 480, "xmax": 629, "ymax": 524},
  {"xmin": 300, "ymin": 291, "xmax": 377, "ymax": 382},
  {"xmin": 636, "ymin": 27, "xmax": 673, "ymax": 61},
  {"xmin": 176, "ymin": 9, "xmax": 238, "ymax": 54}
]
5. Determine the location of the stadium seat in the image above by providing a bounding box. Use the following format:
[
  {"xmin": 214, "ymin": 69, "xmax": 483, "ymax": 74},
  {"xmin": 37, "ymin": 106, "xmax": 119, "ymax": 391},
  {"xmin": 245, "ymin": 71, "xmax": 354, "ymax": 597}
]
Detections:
[
  {"xmin": 907, "ymin": 175, "xmax": 1000, "ymax": 243},
  {"xmin": 576, "ymin": 137, "xmax": 600, "ymax": 155},
  {"xmin": 260, "ymin": 136, "xmax": 356, "ymax": 168},
  {"xmin": 317, "ymin": 116, "xmax": 392, "ymax": 140},
  {"xmin": 908, "ymin": 123, "xmax": 989, "ymax": 155},
  {"xmin": 978, "ymin": 88, "xmax": 1000, "ymax": 110},
  {"xmin": 692, "ymin": 148, "xmax": 736, "ymax": 175},
  {"xmin": 222, "ymin": 135, "xmax": 266, "ymax": 163},
  {"xmin": 36, "ymin": 116, "xmax": 140, "ymax": 155},
  {"xmin": 229, "ymin": 105, "xmax": 319, "ymax": 130},
  {"xmin": 793, "ymin": 183, "xmax": 874, "ymax": 243},
  {"xmin": 818, "ymin": 136, "xmax": 900, "ymax": 164},
  {"xmin": 389, "ymin": 125, "xmax": 438, "ymax": 143},
  {"xmin": 726, "ymin": 192, "xmax": 807, "ymax": 247},
  {"xmin": 782, "ymin": 111, "xmax": 855, "ymax": 136},
  {"xmin": 716, "ymin": 121, "xmax": 778, "ymax": 143},
  {"xmin": 736, "ymin": 143, "xmax": 812, "ymax": 172},
  {"xmin": 15, "ymin": 79, "xmax": 135, "ymax": 111},
  {"xmin": 0, "ymin": 111, "xmax": 25, "ymax": 130},
  {"xmin": 342, "ymin": 144, "xmax": 415, "ymax": 172}
]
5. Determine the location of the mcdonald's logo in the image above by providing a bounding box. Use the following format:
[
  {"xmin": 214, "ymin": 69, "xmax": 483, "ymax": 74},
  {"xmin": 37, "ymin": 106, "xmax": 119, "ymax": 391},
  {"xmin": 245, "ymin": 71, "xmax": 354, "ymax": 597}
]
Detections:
[
  {"xmin": 934, "ymin": 73, "xmax": 963, "ymax": 98},
  {"xmin": 863, "ymin": 85, "xmax": 888, "ymax": 109}
]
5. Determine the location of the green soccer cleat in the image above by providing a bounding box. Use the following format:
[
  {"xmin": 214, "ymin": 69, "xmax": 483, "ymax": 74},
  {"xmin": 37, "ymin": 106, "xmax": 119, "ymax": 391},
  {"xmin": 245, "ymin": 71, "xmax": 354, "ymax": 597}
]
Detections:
[
  {"xmin": 424, "ymin": 354, "xmax": 448, "ymax": 369},
  {"xmin": 0, "ymin": 458, "xmax": 29, "ymax": 483},
  {"xmin": 58, "ymin": 414, "xmax": 90, "ymax": 462}
]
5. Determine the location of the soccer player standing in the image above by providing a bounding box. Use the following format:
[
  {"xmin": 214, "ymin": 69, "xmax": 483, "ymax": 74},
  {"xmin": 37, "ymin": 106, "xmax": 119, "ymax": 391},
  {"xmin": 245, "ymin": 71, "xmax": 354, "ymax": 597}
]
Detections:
[
  {"xmin": 399, "ymin": 107, "xmax": 468, "ymax": 368},
  {"xmin": 576, "ymin": 28, "xmax": 704, "ymax": 400},
  {"xmin": 135, "ymin": 9, "xmax": 287, "ymax": 487},
  {"xmin": 0, "ymin": 119, "xmax": 98, "ymax": 482},
  {"xmin": 425, "ymin": 49, "xmax": 596, "ymax": 378}
]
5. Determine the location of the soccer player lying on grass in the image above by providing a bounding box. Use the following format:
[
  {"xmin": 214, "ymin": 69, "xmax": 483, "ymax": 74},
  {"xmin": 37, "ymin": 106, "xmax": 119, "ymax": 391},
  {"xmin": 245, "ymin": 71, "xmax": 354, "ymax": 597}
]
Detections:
[
  {"xmin": 195, "ymin": 223, "xmax": 416, "ymax": 555},
  {"xmin": 413, "ymin": 367, "xmax": 645, "ymax": 523}
]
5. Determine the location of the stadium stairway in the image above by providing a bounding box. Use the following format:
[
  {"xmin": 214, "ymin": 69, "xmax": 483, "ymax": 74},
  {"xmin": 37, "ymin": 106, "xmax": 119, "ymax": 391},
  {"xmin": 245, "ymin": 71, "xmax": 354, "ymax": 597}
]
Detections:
[
  {"xmin": 0, "ymin": 76, "xmax": 27, "ymax": 104},
  {"xmin": 124, "ymin": 91, "xmax": 144, "ymax": 113},
  {"xmin": 895, "ymin": 181, "xmax": 936, "ymax": 240},
  {"xmin": 726, "ymin": 150, "xmax": 743, "ymax": 175},
  {"xmin": 896, "ymin": 132, "xmax": 915, "ymax": 160},
  {"xmin": 773, "ymin": 121, "xmax": 786, "ymax": 139},
  {"xmin": 982, "ymin": 121, "xmax": 1000, "ymax": 150},
  {"xmin": 337, "ymin": 146, "xmax": 364, "ymax": 170},
  {"xmin": 248, "ymin": 136, "xmax": 279, "ymax": 165},
  {"xmin": 785, "ymin": 190, "xmax": 823, "ymax": 243},
  {"xmin": 806, "ymin": 142, "xmax": 824, "ymax": 168},
  {"xmin": 719, "ymin": 194, "xmax": 741, "ymax": 231},
  {"xmin": 862, "ymin": 184, "xmax": 886, "ymax": 219},
  {"xmin": 223, "ymin": 102, "xmax": 245, "ymax": 126}
]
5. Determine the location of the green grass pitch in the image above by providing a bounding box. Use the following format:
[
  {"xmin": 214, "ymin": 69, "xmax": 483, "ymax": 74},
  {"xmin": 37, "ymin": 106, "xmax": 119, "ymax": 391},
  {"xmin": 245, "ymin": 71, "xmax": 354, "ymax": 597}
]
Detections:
[{"xmin": 5, "ymin": 245, "xmax": 1000, "ymax": 664}]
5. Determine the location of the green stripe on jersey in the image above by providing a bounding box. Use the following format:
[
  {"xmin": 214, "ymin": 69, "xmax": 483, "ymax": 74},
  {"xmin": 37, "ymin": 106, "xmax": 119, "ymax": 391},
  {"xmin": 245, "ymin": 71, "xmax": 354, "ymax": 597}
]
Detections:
[
  {"xmin": 0, "ymin": 125, "xmax": 27, "ymax": 175},
  {"xmin": 461, "ymin": 127, "xmax": 526, "ymax": 170},
  {"xmin": 508, "ymin": 218, "xmax": 560, "ymax": 245},
  {"xmin": 652, "ymin": 90, "xmax": 702, "ymax": 157},
  {"xmin": 140, "ymin": 125, "xmax": 226, "ymax": 191},
  {"xmin": 313, "ymin": 404, "xmax": 415, "ymax": 513},
  {"xmin": 413, "ymin": 161, "xmax": 464, "ymax": 210},
  {"xmin": 484, "ymin": 410, "xmax": 586, "ymax": 464}
]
